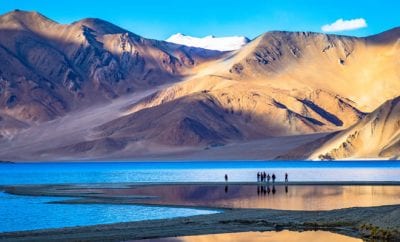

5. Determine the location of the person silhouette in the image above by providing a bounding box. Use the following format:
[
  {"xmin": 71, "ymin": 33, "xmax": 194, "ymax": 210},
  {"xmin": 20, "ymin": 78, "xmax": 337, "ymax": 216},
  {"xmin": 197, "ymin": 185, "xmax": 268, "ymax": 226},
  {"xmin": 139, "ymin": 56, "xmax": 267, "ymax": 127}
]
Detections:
[
  {"xmin": 267, "ymin": 174, "xmax": 271, "ymax": 183},
  {"xmin": 225, "ymin": 174, "xmax": 228, "ymax": 182},
  {"xmin": 272, "ymin": 174, "xmax": 276, "ymax": 183},
  {"xmin": 285, "ymin": 173, "xmax": 288, "ymax": 182},
  {"xmin": 257, "ymin": 172, "xmax": 260, "ymax": 182}
]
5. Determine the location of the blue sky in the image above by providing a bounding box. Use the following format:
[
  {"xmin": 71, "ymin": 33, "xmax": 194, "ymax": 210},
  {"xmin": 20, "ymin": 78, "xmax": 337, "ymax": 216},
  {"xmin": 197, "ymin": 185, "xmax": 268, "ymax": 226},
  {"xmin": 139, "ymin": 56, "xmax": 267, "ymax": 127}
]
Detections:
[{"xmin": 0, "ymin": 0, "xmax": 398, "ymax": 40}]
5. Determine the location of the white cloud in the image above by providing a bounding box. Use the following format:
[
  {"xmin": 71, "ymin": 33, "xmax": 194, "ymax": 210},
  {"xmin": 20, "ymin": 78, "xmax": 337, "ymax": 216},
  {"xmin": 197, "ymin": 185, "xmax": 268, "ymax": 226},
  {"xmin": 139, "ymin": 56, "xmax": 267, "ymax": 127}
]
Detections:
[{"xmin": 321, "ymin": 18, "xmax": 367, "ymax": 32}]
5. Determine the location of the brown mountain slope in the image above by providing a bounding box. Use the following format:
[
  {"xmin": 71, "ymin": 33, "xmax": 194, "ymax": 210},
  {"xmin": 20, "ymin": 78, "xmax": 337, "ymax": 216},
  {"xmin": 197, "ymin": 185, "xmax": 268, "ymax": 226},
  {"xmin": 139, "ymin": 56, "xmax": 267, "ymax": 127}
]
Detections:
[
  {"xmin": 0, "ymin": 10, "xmax": 223, "ymax": 134},
  {"xmin": 0, "ymin": 11, "xmax": 398, "ymax": 160},
  {"xmin": 310, "ymin": 97, "xmax": 400, "ymax": 160},
  {"xmin": 219, "ymin": 29, "xmax": 400, "ymax": 111},
  {"xmin": 32, "ymin": 27, "xmax": 399, "ymax": 157},
  {"xmin": 280, "ymin": 97, "xmax": 400, "ymax": 160},
  {"xmin": 118, "ymin": 76, "xmax": 364, "ymax": 140},
  {"xmin": 110, "ymin": 28, "xmax": 398, "ymax": 146}
]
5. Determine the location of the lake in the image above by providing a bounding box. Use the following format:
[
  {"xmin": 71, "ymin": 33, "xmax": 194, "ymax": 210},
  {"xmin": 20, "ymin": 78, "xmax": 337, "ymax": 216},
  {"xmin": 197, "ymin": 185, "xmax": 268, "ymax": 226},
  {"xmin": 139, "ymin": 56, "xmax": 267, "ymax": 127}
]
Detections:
[
  {"xmin": 97, "ymin": 184, "xmax": 400, "ymax": 210},
  {"xmin": 0, "ymin": 192, "xmax": 218, "ymax": 232},
  {"xmin": 1, "ymin": 161, "xmax": 400, "ymax": 185},
  {"xmin": 1, "ymin": 161, "xmax": 400, "ymax": 233}
]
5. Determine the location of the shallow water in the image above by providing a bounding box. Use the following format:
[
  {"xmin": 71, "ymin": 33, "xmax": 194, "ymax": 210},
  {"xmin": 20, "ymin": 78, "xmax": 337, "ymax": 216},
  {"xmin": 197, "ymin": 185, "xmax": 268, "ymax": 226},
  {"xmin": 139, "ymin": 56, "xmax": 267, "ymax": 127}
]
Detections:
[
  {"xmin": 0, "ymin": 192, "xmax": 217, "ymax": 232},
  {"xmin": 137, "ymin": 230, "xmax": 362, "ymax": 242},
  {"xmin": 1, "ymin": 161, "xmax": 400, "ymax": 233},
  {"xmin": 1, "ymin": 161, "xmax": 400, "ymax": 185},
  {"xmin": 98, "ymin": 184, "xmax": 400, "ymax": 210}
]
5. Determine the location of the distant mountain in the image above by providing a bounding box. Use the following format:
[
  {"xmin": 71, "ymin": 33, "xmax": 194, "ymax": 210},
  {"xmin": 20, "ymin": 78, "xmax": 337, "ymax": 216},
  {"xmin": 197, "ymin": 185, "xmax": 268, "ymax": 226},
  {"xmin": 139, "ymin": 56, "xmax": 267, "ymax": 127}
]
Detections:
[
  {"xmin": 90, "ymin": 29, "xmax": 400, "ymax": 152},
  {"xmin": 0, "ymin": 10, "xmax": 399, "ymax": 161},
  {"xmin": 0, "ymin": 10, "xmax": 223, "ymax": 137},
  {"xmin": 166, "ymin": 33, "xmax": 250, "ymax": 51}
]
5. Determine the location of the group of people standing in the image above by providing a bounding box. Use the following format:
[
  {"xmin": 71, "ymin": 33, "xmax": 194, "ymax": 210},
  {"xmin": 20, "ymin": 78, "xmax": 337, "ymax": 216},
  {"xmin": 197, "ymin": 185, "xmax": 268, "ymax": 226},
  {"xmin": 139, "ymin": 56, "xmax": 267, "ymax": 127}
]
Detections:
[
  {"xmin": 257, "ymin": 172, "xmax": 288, "ymax": 183},
  {"xmin": 224, "ymin": 172, "xmax": 289, "ymax": 183},
  {"xmin": 257, "ymin": 172, "xmax": 275, "ymax": 182}
]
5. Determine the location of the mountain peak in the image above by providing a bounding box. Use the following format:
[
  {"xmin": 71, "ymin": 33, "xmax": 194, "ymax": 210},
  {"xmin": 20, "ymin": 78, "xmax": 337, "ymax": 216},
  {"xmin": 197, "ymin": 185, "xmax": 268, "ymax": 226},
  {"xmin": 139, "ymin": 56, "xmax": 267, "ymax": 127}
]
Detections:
[
  {"xmin": 173, "ymin": 33, "xmax": 185, "ymax": 37},
  {"xmin": 0, "ymin": 9, "xmax": 57, "ymax": 24},
  {"xmin": 166, "ymin": 33, "xmax": 250, "ymax": 51},
  {"xmin": 72, "ymin": 18, "xmax": 128, "ymax": 35}
]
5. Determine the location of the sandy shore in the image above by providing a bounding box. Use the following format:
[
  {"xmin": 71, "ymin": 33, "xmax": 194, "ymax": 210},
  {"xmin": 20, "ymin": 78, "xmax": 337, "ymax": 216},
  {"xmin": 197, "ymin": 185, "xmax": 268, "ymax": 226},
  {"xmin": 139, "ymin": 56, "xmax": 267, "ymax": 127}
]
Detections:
[
  {"xmin": 1, "ymin": 182, "xmax": 400, "ymax": 241},
  {"xmin": 1, "ymin": 205, "xmax": 400, "ymax": 241}
]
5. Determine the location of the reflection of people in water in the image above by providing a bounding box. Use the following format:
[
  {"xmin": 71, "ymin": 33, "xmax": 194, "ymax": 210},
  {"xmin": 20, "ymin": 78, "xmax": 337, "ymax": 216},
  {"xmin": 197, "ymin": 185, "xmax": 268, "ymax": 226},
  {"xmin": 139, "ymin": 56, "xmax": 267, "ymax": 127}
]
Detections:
[
  {"xmin": 257, "ymin": 185, "xmax": 283, "ymax": 196},
  {"xmin": 285, "ymin": 185, "xmax": 288, "ymax": 194},
  {"xmin": 257, "ymin": 185, "xmax": 269, "ymax": 196},
  {"xmin": 272, "ymin": 174, "xmax": 276, "ymax": 183},
  {"xmin": 225, "ymin": 185, "xmax": 228, "ymax": 193},
  {"xmin": 224, "ymin": 174, "xmax": 228, "ymax": 182},
  {"xmin": 285, "ymin": 173, "xmax": 288, "ymax": 182}
]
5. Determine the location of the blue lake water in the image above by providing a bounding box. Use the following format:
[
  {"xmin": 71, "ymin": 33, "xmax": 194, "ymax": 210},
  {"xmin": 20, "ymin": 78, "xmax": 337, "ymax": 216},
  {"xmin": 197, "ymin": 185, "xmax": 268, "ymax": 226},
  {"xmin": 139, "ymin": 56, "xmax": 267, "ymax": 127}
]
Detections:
[
  {"xmin": 0, "ymin": 192, "xmax": 217, "ymax": 232},
  {"xmin": 1, "ymin": 161, "xmax": 400, "ymax": 233},
  {"xmin": 1, "ymin": 161, "xmax": 400, "ymax": 185}
]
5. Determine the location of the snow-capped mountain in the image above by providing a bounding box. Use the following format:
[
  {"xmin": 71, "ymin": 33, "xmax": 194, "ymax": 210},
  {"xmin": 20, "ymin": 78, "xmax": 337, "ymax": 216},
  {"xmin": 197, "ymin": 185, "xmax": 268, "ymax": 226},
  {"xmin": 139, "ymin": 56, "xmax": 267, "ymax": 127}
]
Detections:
[{"xmin": 166, "ymin": 33, "xmax": 250, "ymax": 51}]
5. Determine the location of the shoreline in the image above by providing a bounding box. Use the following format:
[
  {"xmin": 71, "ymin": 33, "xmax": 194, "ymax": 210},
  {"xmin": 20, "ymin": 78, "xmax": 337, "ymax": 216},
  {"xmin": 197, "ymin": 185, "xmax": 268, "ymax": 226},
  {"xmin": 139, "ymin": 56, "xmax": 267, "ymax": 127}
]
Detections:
[
  {"xmin": 3, "ymin": 181, "xmax": 400, "ymax": 188},
  {"xmin": 1, "ymin": 205, "xmax": 399, "ymax": 241},
  {"xmin": 2, "ymin": 182, "xmax": 400, "ymax": 241}
]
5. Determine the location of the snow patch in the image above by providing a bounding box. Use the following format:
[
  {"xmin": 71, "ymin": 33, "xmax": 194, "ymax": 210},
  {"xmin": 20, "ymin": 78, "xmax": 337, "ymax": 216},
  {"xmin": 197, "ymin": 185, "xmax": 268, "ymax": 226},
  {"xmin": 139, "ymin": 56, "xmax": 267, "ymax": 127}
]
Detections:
[{"xmin": 166, "ymin": 33, "xmax": 250, "ymax": 51}]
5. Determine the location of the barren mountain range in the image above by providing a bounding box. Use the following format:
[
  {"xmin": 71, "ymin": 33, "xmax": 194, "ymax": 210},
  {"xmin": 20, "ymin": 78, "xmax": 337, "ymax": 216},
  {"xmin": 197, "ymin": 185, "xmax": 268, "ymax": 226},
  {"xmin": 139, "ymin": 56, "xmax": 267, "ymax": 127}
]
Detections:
[{"xmin": 0, "ymin": 10, "xmax": 399, "ymax": 161}]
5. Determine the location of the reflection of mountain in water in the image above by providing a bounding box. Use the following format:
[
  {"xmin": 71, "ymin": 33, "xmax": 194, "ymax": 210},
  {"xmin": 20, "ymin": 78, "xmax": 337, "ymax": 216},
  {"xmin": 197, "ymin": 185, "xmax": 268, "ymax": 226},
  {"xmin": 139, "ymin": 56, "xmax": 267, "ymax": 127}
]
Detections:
[{"xmin": 99, "ymin": 184, "xmax": 400, "ymax": 210}]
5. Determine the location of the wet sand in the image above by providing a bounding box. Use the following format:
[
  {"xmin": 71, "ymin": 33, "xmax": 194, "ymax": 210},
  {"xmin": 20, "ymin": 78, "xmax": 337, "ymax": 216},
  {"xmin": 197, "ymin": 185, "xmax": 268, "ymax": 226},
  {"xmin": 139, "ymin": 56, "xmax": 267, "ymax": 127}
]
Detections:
[
  {"xmin": 142, "ymin": 230, "xmax": 363, "ymax": 242},
  {"xmin": 1, "ymin": 182, "xmax": 400, "ymax": 241}
]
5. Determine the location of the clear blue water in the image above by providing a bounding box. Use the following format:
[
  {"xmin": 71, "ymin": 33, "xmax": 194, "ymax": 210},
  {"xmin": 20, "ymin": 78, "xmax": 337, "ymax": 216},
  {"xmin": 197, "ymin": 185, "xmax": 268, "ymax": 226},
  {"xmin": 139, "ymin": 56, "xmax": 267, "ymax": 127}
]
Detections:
[
  {"xmin": 0, "ymin": 192, "xmax": 217, "ymax": 232},
  {"xmin": 1, "ymin": 161, "xmax": 400, "ymax": 185},
  {"xmin": 1, "ymin": 161, "xmax": 400, "ymax": 233}
]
